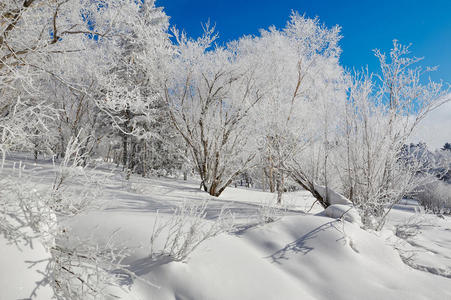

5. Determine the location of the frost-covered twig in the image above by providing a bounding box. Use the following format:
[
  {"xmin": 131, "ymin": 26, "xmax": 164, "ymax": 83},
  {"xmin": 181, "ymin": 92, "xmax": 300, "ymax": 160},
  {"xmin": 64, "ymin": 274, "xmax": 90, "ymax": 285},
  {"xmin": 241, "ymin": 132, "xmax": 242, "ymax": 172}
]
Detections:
[
  {"xmin": 0, "ymin": 141, "xmax": 126, "ymax": 299},
  {"xmin": 149, "ymin": 200, "xmax": 235, "ymax": 262},
  {"xmin": 49, "ymin": 229, "xmax": 131, "ymax": 300}
]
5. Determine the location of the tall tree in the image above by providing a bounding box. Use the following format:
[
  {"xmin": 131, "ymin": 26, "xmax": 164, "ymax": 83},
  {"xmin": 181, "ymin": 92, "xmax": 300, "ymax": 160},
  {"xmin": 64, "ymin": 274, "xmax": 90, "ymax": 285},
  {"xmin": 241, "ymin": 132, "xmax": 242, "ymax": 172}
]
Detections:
[
  {"xmin": 335, "ymin": 41, "xmax": 450, "ymax": 228},
  {"xmin": 165, "ymin": 26, "xmax": 262, "ymax": 196},
  {"xmin": 236, "ymin": 12, "xmax": 345, "ymax": 204}
]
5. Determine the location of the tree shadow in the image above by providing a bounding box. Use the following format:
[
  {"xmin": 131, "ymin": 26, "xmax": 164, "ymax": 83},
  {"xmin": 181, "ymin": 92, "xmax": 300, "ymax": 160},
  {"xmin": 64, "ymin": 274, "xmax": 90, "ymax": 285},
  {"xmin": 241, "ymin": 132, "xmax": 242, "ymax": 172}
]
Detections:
[
  {"xmin": 267, "ymin": 221, "xmax": 337, "ymax": 264},
  {"xmin": 114, "ymin": 255, "xmax": 174, "ymax": 288},
  {"xmin": 21, "ymin": 258, "xmax": 52, "ymax": 300}
]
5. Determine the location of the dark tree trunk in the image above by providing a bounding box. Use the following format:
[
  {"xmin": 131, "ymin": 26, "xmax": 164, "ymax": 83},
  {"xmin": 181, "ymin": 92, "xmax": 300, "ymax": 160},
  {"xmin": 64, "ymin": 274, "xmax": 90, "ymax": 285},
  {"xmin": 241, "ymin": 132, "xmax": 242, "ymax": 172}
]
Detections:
[
  {"xmin": 290, "ymin": 171, "xmax": 329, "ymax": 208},
  {"xmin": 129, "ymin": 139, "xmax": 137, "ymax": 171},
  {"xmin": 122, "ymin": 134, "xmax": 128, "ymax": 171}
]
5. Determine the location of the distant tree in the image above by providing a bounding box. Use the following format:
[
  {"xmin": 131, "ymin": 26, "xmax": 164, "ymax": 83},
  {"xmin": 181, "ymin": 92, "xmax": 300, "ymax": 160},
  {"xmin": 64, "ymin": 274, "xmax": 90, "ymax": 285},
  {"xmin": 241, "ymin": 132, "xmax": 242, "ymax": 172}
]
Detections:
[{"xmin": 442, "ymin": 142, "xmax": 451, "ymax": 151}]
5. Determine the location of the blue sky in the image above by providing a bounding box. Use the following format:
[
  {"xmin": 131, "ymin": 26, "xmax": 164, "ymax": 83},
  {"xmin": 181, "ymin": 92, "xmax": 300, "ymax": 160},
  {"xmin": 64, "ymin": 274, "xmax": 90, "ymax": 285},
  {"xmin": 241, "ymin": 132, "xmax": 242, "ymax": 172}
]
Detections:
[{"xmin": 157, "ymin": 0, "xmax": 451, "ymax": 83}]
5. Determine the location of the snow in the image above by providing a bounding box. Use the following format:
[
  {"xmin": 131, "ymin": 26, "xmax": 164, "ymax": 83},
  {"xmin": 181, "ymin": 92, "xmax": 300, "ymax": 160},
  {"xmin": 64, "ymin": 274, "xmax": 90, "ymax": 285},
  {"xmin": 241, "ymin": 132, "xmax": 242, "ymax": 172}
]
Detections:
[
  {"xmin": 313, "ymin": 183, "xmax": 353, "ymax": 205},
  {"xmin": 324, "ymin": 204, "xmax": 362, "ymax": 225},
  {"xmin": 1, "ymin": 157, "xmax": 451, "ymax": 299},
  {"xmin": 383, "ymin": 207, "xmax": 451, "ymax": 278},
  {"xmin": 0, "ymin": 234, "xmax": 53, "ymax": 299},
  {"xmin": 241, "ymin": 215, "xmax": 451, "ymax": 300}
]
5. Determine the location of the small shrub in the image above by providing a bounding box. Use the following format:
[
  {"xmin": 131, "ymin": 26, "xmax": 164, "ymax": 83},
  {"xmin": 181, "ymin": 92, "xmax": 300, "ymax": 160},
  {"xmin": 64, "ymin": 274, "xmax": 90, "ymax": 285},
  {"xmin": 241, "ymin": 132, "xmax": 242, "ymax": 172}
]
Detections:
[
  {"xmin": 149, "ymin": 200, "xmax": 235, "ymax": 262},
  {"xmin": 415, "ymin": 181, "xmax": 451, "ymax": 215}
]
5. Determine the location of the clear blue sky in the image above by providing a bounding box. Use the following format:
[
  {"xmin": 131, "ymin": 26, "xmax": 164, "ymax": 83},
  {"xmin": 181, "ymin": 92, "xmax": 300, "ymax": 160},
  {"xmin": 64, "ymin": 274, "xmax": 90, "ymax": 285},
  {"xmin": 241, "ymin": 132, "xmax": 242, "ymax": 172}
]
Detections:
[{"xmin": 156, "ymin": 0, "xmax": 451, "ymax": 83}]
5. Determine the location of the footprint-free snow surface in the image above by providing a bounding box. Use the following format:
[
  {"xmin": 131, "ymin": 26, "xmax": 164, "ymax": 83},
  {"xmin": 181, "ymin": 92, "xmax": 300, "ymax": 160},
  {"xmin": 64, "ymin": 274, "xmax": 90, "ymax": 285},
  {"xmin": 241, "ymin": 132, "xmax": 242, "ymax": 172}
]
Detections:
[{"xmin": 1, "ymin": 156, "xmax": 451, "ymax": 299}]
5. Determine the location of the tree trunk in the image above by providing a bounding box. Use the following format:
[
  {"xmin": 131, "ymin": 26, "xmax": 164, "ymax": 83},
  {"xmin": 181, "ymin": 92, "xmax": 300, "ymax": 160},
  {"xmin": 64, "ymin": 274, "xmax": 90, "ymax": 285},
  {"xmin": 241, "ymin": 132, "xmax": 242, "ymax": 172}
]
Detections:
[
  {"xmin": 290, "ymin": 172, "xmax": 329, "ymax": 208},
  {"xmin": 122, "ymin": 134, "xmax": 128, "ymax": 171},
  {"xmin": 129, "ymin": 139, "xmax": 136, "ymax": 172},
  {"xmin": 209, "ymin": 180, "xmax": 218, "ymax": 196},
  {"xmin": 142, "ymin": 142, "xmax": 147, "ymax": 177},
  {"xmin": 266, "ymin": 166, "xmax": 275, "ymax": 193},
  {"xmin": 276, "ymin": 171, "xmax": 284, "ymax": 204}
]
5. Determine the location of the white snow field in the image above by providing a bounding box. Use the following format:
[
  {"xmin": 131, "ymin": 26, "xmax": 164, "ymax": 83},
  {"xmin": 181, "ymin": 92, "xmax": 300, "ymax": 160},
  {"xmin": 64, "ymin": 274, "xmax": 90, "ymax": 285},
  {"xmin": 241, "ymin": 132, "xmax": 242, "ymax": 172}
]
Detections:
[{"xmin": 1, "ymin": 156, "xmax": 451, "ymax": 300}]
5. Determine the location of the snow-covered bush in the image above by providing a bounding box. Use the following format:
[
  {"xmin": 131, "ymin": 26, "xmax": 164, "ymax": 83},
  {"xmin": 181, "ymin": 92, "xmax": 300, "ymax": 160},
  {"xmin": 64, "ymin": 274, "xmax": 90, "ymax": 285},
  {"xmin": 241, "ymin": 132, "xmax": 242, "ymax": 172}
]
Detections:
[
  {"xmin": 149, "ymin": 201, "xmax": 235, "ymax": 262},
  {"xmin": 50, "ymin": 230, "xmax": 130, "ymax": 300},
  {"xmin": 0, "ymin": 172, "xmax": 56, "ymax": 246},
  {"xmin": 0, "ymin": 138, "xmax": 131, "ymax": 299},
  {"xmin": 254, "ymin": 199, "xmax": 289, "ymax": 224},
  {"xmin": 256, "ymin": 202, "xmax": 280, "ymax": 224},
  {"xmin": 394, "ymin": 214, "xmax": 425, "ymax": 240},
  {"xmin": 415, "ymin": 181, "xmax": 451, "ymax": 215},
  {"xmin": 50, "ymin": 137, "xmax": 104, "ymax": 215},
  {"xmin": 47, "ymin": 138, "xmax": 131, "ymax": 299}
]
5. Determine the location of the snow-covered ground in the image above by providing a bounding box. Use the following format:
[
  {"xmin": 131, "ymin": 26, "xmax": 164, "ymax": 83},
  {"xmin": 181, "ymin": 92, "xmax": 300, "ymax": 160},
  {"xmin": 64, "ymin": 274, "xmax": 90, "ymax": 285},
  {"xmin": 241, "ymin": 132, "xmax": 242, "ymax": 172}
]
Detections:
[
  {"xmin": 1, "ymin": 155, "xmax": 451, "ymax": 299},
  {"xmin": 383, "ymin": 205, "xmax": 451, "ymax": 279}
]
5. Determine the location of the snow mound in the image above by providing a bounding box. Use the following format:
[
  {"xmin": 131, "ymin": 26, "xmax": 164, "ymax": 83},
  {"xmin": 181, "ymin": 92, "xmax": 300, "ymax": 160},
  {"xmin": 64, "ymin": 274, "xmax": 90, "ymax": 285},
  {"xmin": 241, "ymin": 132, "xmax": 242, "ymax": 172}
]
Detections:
[
  {"xmin": 314, "ymin": 183, "xmax": 352, "ymax": 205},
  {"xmin": 240, "ymin": 215, "xmax": 451, "ymax": 300},
  {"xmin": 324, "ymin": 204, "xmax": 362, "ymax": 225},
  {"xmin": 67, "ymin": 212, "xmax": 451, "ymax": 300}
]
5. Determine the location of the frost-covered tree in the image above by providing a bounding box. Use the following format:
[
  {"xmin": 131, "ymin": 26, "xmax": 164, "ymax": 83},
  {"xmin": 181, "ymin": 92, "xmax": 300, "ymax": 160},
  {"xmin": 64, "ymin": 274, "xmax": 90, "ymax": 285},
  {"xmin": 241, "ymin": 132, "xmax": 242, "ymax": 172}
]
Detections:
[
  {"xmin": 235, "ymin": 12, "xmax": 345, "ymax": 204},
  {"xmin": 96, "ymin": 1, "xmax": 178, "ymax": 177},
  {"xmin": 165, "ymin": 26, "xmax": 262, "ymax": 196},
  {"xmin": 334, "ymin": 41, "xmax": 450, "ymax": 228},
  {"xmin": 0, "ymin": 1, "xmax": 177, "ymax": 297},
  {"xmin": 0, "ymin": 0, "xmax": 135, "ymax": 162}
]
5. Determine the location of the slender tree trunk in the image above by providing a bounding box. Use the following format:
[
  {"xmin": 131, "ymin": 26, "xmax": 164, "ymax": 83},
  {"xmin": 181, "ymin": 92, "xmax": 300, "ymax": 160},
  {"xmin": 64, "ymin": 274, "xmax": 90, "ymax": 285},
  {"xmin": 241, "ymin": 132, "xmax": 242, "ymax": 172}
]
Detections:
[
  {"xmin": 122, "ymin": 134, "xmax": 128, "ymax": 171},
  {"xmin": 60, "ymin": 133, "xmax": 65, "ymax": 158},
  {"xmin": 116, "ymin": 150, "xmax": 121, "ymax": 167},
  {"xmin": 276, "ymin": 171, "xmax": 284, "ymax": 204},
  {"xmin": 142, "ymin": 142, "xmax": 147, "ymax": 178},
  {"xmin": 268, "ymin": 166, "xmax": 275, "ymax": 193},
  {"xmin": 129, "ymin": 139, "xmax": 136, "ymax": 172},
  {"xmin": 105, "ymin": 144, "xmax": 111, "ymax": 162}
]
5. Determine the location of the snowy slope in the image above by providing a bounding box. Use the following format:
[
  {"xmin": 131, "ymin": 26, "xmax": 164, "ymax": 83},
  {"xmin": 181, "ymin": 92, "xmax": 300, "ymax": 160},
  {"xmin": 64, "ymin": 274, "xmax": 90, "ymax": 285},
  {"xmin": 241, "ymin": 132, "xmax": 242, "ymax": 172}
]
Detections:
[
  {"xmin": 66, "ymin": 210, "xmax": 451, "ymax": 300},
  {"xmin": 1, "ymin": 156, "xmax": 451, "ymax": 299}
]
